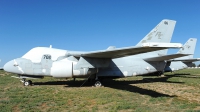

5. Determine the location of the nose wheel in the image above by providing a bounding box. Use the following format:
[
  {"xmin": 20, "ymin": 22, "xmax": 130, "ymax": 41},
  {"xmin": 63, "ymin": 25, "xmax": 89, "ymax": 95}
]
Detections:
[
  {"xmin": 21, "ymin": 79, "xmax": 32, "ymax": 86},
  {"xmin": 24, "ymin": 80, "xmax": 32, "ymax": 86}
]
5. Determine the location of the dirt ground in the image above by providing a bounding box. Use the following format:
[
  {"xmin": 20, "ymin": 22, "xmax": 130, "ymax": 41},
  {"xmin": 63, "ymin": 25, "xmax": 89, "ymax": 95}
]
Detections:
[{"xmin": 132, "ymin": 81, "xmax": 200, "ymax": 103}]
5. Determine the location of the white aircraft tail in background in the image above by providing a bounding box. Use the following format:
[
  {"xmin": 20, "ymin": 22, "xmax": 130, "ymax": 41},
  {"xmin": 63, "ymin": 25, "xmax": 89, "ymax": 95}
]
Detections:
[{"xmin": 165, "ymin": 38, "xmax": 200, "ymax": 72}]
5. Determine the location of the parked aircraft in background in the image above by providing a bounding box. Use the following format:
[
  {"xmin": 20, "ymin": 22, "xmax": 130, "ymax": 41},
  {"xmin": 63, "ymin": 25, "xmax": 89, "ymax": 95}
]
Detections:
[
  {"xmin": 3, "ymin": 19, "xmax": 183, "ymax": 87},
  {"xmin": 165, "ymin": 38, "xmax": 200, "ymax": 72}
]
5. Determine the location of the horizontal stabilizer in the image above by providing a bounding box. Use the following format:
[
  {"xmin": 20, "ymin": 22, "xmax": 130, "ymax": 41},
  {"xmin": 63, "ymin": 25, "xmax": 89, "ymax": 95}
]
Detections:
[
  {"xmin": 170, "ymin": 58, "xmax": 200, "ymax": 62},
  {"xmin": 77, "ymin": 43, "xmax": 182, "ymax": 58},
  {"xmin": 144, "ymin": 54, "xmax": 190, "ymax": 61},
  {"xmin": 142, "ymin": 42, "xmax": 182, "ymax": 48}
]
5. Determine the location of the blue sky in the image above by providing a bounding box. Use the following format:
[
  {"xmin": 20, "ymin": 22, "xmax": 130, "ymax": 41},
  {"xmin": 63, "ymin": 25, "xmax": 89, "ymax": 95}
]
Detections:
[{"xmin": 0, "ymin": 0, "xmax": 200, "ymax": 67}]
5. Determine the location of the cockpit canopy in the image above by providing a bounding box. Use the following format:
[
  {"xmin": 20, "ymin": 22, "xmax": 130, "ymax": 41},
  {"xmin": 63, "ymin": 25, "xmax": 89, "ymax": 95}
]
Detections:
[{"xmin": 22, "ymin": 47, "xmax": 67, "ymax": 63}]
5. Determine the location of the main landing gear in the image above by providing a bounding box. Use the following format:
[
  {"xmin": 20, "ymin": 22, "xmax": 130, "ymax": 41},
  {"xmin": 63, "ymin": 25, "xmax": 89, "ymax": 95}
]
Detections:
[
  {"xmin": 94, "ymin": 80, "xmax": 102, "ymax": 87},
  {"xmin": 94, "ymin": 77, "xmax": 103, "ymax": 87},
  {"xmin": 20, "ymin": 78, "xmax": 32, "ymax": 86},
  {"xmin": 80, "ymin": 73, "xmax": 103, "ymax": 87}
]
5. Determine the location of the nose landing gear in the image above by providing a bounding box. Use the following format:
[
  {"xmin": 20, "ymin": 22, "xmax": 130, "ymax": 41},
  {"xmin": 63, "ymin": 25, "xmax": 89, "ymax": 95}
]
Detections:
[{"xmin": 21, "ymin": 78, "xmax": 32, "ymax": 86}]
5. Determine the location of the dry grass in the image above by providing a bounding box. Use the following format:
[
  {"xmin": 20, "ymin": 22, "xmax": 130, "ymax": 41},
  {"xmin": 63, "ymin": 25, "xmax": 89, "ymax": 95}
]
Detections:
[{"xmin": 0, "ymin": 69, "xmax": 200, "ymax": 112}]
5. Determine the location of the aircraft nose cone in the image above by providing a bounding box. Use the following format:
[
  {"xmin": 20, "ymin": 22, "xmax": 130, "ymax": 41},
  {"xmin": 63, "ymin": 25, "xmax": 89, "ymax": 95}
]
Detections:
[
  {"xmin": 3, "ymin": 60, "xmax": 23, "ymax": 74},
  {"xmin": 4, "ymin": 60, "xmax": 14, "ymax": 72}
]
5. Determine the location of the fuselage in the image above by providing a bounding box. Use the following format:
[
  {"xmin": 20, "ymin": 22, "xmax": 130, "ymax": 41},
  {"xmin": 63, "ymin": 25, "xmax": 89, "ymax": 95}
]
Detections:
[{"xmin": 4, "ymin": 47, "xmax": 166, "ymax": 78}]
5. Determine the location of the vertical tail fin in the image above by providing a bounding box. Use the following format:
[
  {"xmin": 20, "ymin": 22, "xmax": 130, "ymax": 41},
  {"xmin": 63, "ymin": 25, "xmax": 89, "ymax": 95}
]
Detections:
[
  {"xmin": 177, "ymin": 38, "xmax": 197, "ymax": 59},
  {"xmin": 136, "ymin": 19, "xmax": 176, "ymax": 55}
]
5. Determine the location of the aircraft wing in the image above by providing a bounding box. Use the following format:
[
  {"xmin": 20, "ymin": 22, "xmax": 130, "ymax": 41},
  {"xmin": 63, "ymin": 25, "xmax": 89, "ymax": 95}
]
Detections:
[
  {"xmin": 144, "ymin": 54, "xmax": 190, "ymax": 61},
  {"xmin": 73, "ymin": 43, "xmax": 182, "ymax": 58},
  {"xmin": 170, "ymin": 58, "xmax": 200, "ymax": 62}
]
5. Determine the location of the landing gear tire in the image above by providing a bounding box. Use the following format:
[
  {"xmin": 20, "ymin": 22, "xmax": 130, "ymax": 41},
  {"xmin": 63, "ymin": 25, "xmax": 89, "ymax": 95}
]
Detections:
[
  {"xmin": 94, "ymin": 80, "xmax": 102, "ymax": 87},
  {"xmin": 24, "ymin": 80, "xmax": 32, "ymax": 86},
  {"xmin": 28, "ymin": 80, "xmax": 32, "ymax": 85}
]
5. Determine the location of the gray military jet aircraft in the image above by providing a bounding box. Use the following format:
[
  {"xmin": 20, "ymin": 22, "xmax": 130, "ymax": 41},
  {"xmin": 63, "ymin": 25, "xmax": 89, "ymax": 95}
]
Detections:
[
  {"xmin": 4, "ymin": 19, "xmax": 183, "ymax": 87},
  {"xmin": 165, "ymin": 38, "xmax": 200, "ymax": 72}
]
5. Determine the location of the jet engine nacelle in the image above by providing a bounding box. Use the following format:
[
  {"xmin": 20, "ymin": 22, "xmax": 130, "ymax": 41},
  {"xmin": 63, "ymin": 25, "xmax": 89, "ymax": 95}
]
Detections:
[
  {"xmin": 50, "ymin": 60, "xmax": 97, "ymax": 78},
  {"xmin": 50, "ymin": 60, "xmax": 72, "ymax": 78}
]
